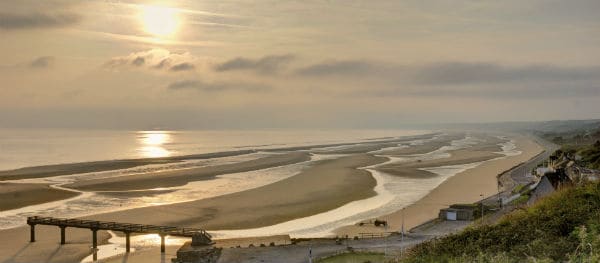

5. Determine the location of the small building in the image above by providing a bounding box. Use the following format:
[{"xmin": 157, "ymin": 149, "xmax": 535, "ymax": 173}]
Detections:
[
  {"xmin": 439, "ymin": 204, "xmax": 476, "ymax": 221},
  {"xmin": 535, "ymin": 167, "xmax": 554, "ymax": 176},
  {"xmin": 528, "ymin": 169, "xmax": 571, "ymax": 205}
]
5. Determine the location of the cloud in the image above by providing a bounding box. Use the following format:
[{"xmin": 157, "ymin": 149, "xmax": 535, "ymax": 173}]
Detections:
[
  {"xmin": 131, "ymin": 57, "xmax": 145, "ymax": 66},
  {"xmin": 214, "ymin": 54, "xmax": 294, "ymax": 73},
  {"xmin": 296, "ymin": 60, "xmax": 385, "ymax": 76},
  {"xmin": 412, "ymin": 62, "xmax": 600, "ymax": 85},
  {"xmin": 170, "ymin": 63, "xmax": 195, "ymax": 72},
  {"xmin": 29, "ymin": 56, "xmax": 54, "ymax": 68},
  {"xmin": 105, "ymin": 49, "xmax": 196, "ymax": 72},
  {"xmin": 295, "ymin": 60, "xmax": 600, "ymax": 99},
  {"xmin": 167, "ymin": 79, "xmax": 270, "ymax": 92},
  {"xmin": 0, "ymin": 12, "xmax": 80, "ymax": 30}
]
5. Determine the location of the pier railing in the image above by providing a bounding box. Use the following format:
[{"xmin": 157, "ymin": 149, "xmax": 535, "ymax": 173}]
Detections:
[{"xmin": 26, "ymin": 216, "xmax": 212, "ymax": 260}]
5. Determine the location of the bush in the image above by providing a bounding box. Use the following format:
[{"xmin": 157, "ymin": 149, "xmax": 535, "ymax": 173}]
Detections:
[{"xmin": 402, "ymin": 182, "xmax": 600, "ymax": 262}]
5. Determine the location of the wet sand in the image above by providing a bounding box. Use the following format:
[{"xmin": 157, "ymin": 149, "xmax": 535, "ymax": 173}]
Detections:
[
  {"xmin": 0, "ymin": 224, "xmax": 111, "ymax": 263},
  {"xmin": 64, "ymin": 152, "xmax": 311, "ymax": 191},
  {"xmin": 0, "ymin": 183, "xmax": 80, "ymax": 211},
  {"xmin": 87, "ymin": 154, "xmax": 388, "ymax": 230},
  {"xmin": 312, "ymin": 142, "xmax": 398, "ymax": 154},
  {"xmin": 376, "ymin": 137, "xmax": 503, "ymax": 178},
  {"xmin": 335, "ymin": 134, "xmax": 543, "ymax": 236},
  {"xmin": 0, "ymin": 150, "xmax": 256, "ymax": 181},
  {"xmin": 376, "ymin": 134, "xmax": 464, "ymax": 155},
  {"xmin": 0, "ymin": 132, "xmax": 538, "ymax": 263},
  {"xmin": 0, "ymin": 154, "xmax": 386, "ymax": 263}
]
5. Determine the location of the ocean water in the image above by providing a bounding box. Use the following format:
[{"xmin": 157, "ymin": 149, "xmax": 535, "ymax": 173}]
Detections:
[{"xmin": 0, "ymin": 129, "xmax": 427, "ymax": 170}]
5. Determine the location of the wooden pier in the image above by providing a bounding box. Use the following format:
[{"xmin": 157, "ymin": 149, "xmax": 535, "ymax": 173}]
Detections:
[{"xmin": 27, "ymin": 216, "xmax": 212, "ymax": 260}]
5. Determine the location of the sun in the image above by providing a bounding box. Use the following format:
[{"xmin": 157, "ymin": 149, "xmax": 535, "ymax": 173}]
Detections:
[{"xmin": 140, "ymin": 5, "xmax": 179, "ymax": 37}]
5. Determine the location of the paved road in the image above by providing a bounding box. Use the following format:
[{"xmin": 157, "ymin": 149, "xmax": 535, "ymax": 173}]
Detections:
[
  {"xmin": 218, "ymin": 234, "xmax": 430, "ymax": 263},
  {"xmin": 481, "ymin": 134, "xmax": 558, "ymax": 207},
  {"xmin": 508, "ymin": 135, "xmax": 560, "ymax": 186}
]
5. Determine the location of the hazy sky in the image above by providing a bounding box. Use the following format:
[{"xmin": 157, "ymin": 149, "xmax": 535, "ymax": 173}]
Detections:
[{"xmin": 1, "ymin": 0, "xmax": 599, "ymax": 129}]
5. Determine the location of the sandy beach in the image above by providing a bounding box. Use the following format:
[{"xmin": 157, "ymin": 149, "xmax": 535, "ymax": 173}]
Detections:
[
  {"xmin": 87, "ymin": 154, "xmax": 388, "ymax": 230},
  {"xmin": 0, "ymin": 131, "xmax": 543, "ymax": 263},
  {"xmin": 335, "ymin": 134, "xmax": 543, "ymax": 236},
  {"xmin": 0, "ymin": 224, "xmax": 111, "ymax": 263},
  {"xmin": 0, "ymin": 154, "xmax": 387, "ymax": 263},
  {"xmin": 65, "ymin": 152, "xmax": 311, "ymax": 191},
  {"xmin": 0, "ymin": 183, "xmax": 80, "ymax": 211},
  {"xmin": 0, "ymin": 150, "xmax": 256, "ymax": 181}
]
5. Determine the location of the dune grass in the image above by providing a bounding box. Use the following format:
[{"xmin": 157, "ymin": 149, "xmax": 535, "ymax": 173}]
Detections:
[
  {"xmin": 317, "ymin": 252, "xmax": 386, "ymax": 263},
  {"xmin": 401, "ymin": 182, "xmax": 600, "ymax": 262}
]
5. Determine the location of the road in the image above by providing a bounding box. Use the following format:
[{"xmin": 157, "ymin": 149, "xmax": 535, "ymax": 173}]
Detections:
[
  {"xmin": 218, "ymin": 234, "xmax": 430, "ymax": 263},
  {"xmin": 480, "ymin": 134, "xmax": 559, "ymax": 210},
  {"xmin": 507, "ymin": 135, "xmax": 560, "ymax": 186}
]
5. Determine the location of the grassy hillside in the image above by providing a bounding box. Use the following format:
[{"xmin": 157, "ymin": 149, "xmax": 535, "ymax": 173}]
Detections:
[
  {"xmin": 578, "ymin": 141, "xmax": 600, "ymax": 169},
  {"xmin": 402, "ymin": 182, "xmax": 600, "ymax": 262}
]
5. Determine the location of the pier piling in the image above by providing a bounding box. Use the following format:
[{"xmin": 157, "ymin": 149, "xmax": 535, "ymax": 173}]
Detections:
[
  {"xmin": 92, "ymin": 229, "xmax": 98, "ymax": 249},
  {"xmin": 29, "ymin": 224, "xmax": 35, "ymax": 242},
  {"xmin": 60, "ymin": 226, "xmax": 66, "ymax": 244},
  {"xmin": 25, "ymin": 216, "xmax": 213, "ymax": 257},
  {"xmin": 125, "ymin": 231, "xmax": 131, "ymax": 252}
]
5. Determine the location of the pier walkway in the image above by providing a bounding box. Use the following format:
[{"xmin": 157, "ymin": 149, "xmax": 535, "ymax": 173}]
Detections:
[{"xmin": 27, "ymin": 216, "xmax": 212, "ymax": 260}]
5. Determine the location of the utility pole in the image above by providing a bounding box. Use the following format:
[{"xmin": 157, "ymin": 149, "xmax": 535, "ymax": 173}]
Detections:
[
  {"xmin": 384, "ymin": 222, "xmax": 388, "ymax": 258},
  {"xmin": 401, "ymin": 207, "xmax": 405, "ymax": 257}
]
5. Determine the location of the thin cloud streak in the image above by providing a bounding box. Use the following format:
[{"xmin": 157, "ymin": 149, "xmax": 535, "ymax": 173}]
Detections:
[
  {"xmin": 167, "ymin": 79, "xmax": 270, "ymax": 92},
  {"xmin": 214, "ymin": 55, "xmax": 295, "ymax": 74},
  {"xmin": 29, "ymin": 56, "xmax": 55, "ymax": 68},
  {"xmin": 104, "ymin": 49, "xmax": 197, "ymax": 73},
  {"xmin": 170, "ymin": 63, "xmax": 195, "ymax": 72},
  {"xmin": 0, "ymin": 12, "xmax": 80, "ymax": 29},
  {"xmin": 75, "ymin": 29, "xmax": 224, "ymax": 47}
]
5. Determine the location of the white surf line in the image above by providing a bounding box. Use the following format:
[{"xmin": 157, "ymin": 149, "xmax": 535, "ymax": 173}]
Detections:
[
  {"xmin": 209, "ymin": 162, "xmax": 396, "ymax": 239},
  {"xmin": 495, "ymin": 138, "xmax": 522, "ymax": 157},
  {"xmin": 77, "ymin": 154, "xmax": 352, "ymax": 261},
  {"xmin": 7, "ymin": 152, "xmax": 268, "ymax": 186},
  {"xmin": 0, "ymin": 154, "xmax": 332, "ymax": 230},
  {"xmin": 208, "ymin": 134, "xmax": 520, "ymax": 238}
]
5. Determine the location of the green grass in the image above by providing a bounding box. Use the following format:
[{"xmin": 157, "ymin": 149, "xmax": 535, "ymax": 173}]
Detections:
[
  {"xmin": 510, "ymin": 194, "xmax": 529, "ymax": 205},
  {"xmin": 511, "ymin": 184, "xmax": 525, "ymax": 194},
  {"xmin": 401, "ymin": 182, "xmax": 600, "ymax": 262},
  {"xmin": 578, "ymin": 141, "xmax": 600, "ymax": 169},
  {"xmin": 317, "ymin": 252, "xmax": 386, "ymax": 263}
]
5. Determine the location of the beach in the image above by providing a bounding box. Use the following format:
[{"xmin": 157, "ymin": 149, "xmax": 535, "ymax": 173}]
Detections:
[
  {"xmin": 65, "ymin": 152, "xmax": 311, "ymax": 191},
  {"xmin": 335, "ymin": 134, "xmax": 543, "ymax": 236},
  {"xmin": 0, "ymin": 131, "xmax": 544, "ymax": 263},
  {"xmin": 0, "ymin": 183, "xmax": 79, "ymax": 211}
]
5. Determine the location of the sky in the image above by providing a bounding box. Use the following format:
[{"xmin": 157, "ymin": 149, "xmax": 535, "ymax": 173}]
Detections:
[{"xmin": 0, "ymin": 0, "xmax": 599, "ymax": 129}]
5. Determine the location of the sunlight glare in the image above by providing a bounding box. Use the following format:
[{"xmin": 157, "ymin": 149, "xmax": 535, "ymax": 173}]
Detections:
[
  {"xmin": 138, "ymin": 131, "xmax": 172, "ymax": 158},
  {"xmin": 142, "ymin": 132, "xmax": 170, "ymax": 145},
  {"xmin": 140, "ymin": 5, "xmax": 179, "ymax": 37}
]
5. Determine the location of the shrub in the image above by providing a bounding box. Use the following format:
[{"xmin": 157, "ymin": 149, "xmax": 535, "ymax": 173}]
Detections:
[{"xmin": 402, "ymin": 182, "xmax": 600, "ymax": 262}]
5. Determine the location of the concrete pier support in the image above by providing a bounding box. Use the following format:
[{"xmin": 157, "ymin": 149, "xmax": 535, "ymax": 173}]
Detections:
[
  {"xmin": 160, "ymin": 234, "xmax": 166, "ymax": 253},
  {"xmin": 60, "ymin": 226, "xmax": 66, "ymax": 244},
  {"xmin": 125, "ymin": 232, "xmax": 131, "ymax": 253},
  {"xmin": 29, "ymin": 224, "xmax": 35, "ymax": 242}
]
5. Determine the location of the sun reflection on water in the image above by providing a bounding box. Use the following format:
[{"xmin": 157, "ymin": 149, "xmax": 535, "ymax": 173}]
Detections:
[{"xmin": 137, "ymin": 131, "xmax": 172, "ymax": 158}]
